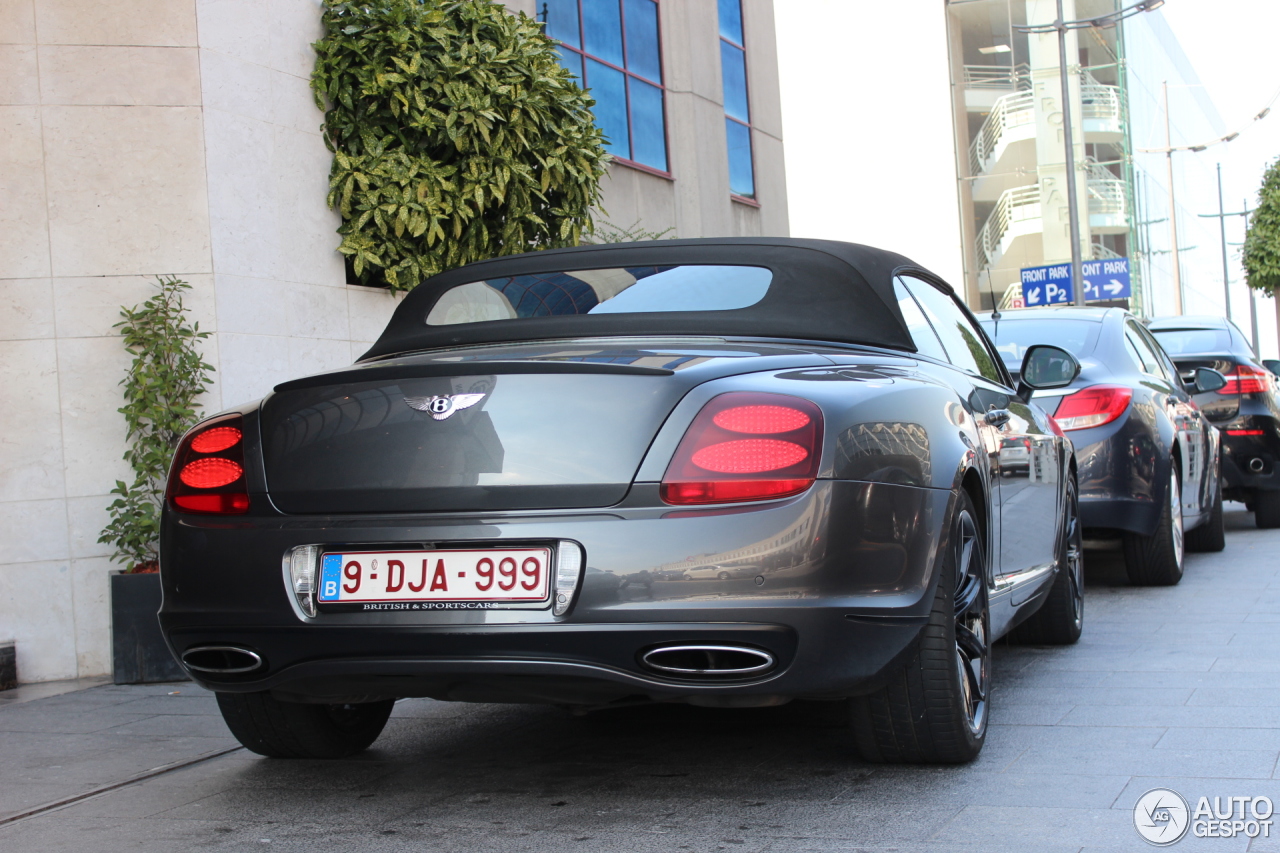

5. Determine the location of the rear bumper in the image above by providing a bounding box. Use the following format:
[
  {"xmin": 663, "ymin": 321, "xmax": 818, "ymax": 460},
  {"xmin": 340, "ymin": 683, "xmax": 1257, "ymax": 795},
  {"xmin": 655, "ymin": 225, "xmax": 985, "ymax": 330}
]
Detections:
[
  {"xmin": 159, "ymin": 480, "xmax": 953, "ymax": 704},
  {"xmin": 1066, "ymin": 411, "xmax": 1164, "ymax": 536},
  {"xmin": 1221, "ymin": 428, "xmax": 1280, "ymax": 495},
  {"xmin": 165, "ymin": 614, "xmax": 924, "ymax": 705}
]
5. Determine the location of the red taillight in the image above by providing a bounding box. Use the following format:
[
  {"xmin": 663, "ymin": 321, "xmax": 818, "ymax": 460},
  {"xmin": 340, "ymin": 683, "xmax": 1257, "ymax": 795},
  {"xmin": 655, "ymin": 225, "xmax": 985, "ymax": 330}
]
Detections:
[
  {"xmin": 167, "ymin": 415, "xmax": 250, "ymax": 515},
  {"xmin": 172, "ymin": 493, "xmax": 251, "ymax": 513},
  {"xmin": 691, "ymin": 439, "xmax": 809, "ymax": 473},
  {"xmin": 1052, "ymin": 385, "xmax": 1133, "ymax": 431},
  {"xmin": 1226, "ymin": 429, "xmax": 1266, "ymax": 436},
  {"xmin": 189, "ymin": 426, "xmax": 242, "ymax": 454},
  {"xmin": 661, "ymin": 392, "xmax": 823, "ymax": 505},
  {"xmin": 712, "ymin": 405, "xmax": 811, "ymax": 434},
  {"xmin": 179, "ymin": 457, "xmax": 243, "ymax": 488},
  {"xmin": 1220, "ymin": 363, "xmax": 1272, "ymax": 395}
]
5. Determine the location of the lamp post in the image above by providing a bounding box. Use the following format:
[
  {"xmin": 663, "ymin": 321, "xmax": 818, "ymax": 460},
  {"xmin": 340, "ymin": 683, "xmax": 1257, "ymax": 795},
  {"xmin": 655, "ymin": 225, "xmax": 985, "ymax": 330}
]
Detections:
[{"xmin": 1015, "ymin": 0, "xmax": 1166, "ymax": 307}]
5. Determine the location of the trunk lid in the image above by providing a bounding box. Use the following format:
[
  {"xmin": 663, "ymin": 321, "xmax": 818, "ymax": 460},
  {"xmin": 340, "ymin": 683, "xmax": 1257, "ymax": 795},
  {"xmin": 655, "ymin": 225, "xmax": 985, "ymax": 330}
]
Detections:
[{"xmin": 259, "ymin": 341, "xmax": 832, "ymax": 513}]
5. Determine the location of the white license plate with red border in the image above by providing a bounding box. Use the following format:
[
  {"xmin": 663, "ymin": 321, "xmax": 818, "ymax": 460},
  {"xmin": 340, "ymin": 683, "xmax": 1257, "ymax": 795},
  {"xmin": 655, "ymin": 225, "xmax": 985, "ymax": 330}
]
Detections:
[{"xmin": 316, "ymin": 547, "xmax": 552, "ymax": 609}]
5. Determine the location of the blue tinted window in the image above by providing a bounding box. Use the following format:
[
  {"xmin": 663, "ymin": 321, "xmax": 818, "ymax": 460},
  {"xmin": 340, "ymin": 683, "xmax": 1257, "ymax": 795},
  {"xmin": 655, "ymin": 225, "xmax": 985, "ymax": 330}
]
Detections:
[
  {"xmin": 726, "ymin": 119, "xmax": 754, "ymax": 198},
  {"xmin": 629, "ymin": 78, "xmax": 666, "ymax": 171},
  {"xmin": 720, "ymin": 42, "xmax": 749, "ymax": 122},
  {"xmin": 719, "ymin": 0, "xmax": 754, "ymax": 198},
  {"xmin": 583, "ymin": 0, "xmax": 624, "ymax": 66},
  {"xmin": 624, "ymin": 0, "xmax": 662, "ymax": 84},
  {"xmin": 587, "ymin": 60, "xmax": 629, "ymax": 157},
  {"xmin": 555, "ymin": 46, "xmax": 582, "ymax": 82},
  {"xmin": 548, "ymin": 0, "xmax": 667, "ymax": 171},
  {"xmin": 544, "ymin": 0, "xmax": 581, "ymax": 48},
  {"xmin": 718, "ymin": 0, "xmax": 744, "ymax": 44}
]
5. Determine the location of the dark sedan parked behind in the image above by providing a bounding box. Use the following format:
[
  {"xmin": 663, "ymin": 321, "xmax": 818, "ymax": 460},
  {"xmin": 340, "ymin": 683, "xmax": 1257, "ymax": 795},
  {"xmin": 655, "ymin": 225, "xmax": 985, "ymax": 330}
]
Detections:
[
  {"xmin": 1149, "ymin": 316, "xmax": 1280, "ymax": 528},
  {"xmin": 980, "ymin": 307, "xmax": 1226, "ymax": 586},
  {"xmin": 161, "ymin": 239, "xmax": 1083, "ymax": 765}
]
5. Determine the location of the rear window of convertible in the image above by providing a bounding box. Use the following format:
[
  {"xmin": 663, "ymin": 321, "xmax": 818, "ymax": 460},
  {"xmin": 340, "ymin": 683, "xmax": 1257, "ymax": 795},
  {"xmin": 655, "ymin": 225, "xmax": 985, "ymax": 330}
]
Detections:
[{"xmin": 425, "ymin": 265, "xmax": 773, "ymax": 326}]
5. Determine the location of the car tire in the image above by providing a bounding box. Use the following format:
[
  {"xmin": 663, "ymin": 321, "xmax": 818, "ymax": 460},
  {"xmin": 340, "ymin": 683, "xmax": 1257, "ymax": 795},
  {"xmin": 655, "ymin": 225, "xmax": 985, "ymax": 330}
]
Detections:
[
  {"xmin": 1008, "ymin": 475, "xmax": 1083, "ymax": 645},
  {"xmin": 215, "ymin": 691, "xmax": 395, "ymax": 759},
  {"xmin": 1255, "ymin": 490, "xmax": 1280, "ymax": 529},
  {"xmin": 1123, "ymin": 464, "xmax": 1184, "ymax": 586},
  {"xmin": 1185, "ymin": 474, "xmax": 1226, "ymax": 552},
  {"xmin": 850, "ymin": 490, "xmax": 989, "ymax": 764},
  {"xmin": 717, "ymin": 571, "xmax": 731, "ymax": 580}
]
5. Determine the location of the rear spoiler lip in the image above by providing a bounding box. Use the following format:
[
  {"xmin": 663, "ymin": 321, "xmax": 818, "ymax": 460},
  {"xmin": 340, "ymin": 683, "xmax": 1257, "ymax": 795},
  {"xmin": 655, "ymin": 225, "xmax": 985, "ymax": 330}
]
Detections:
[{"xmin": 273, "ymin": 361, "xmax": 674, "ymax": 393}]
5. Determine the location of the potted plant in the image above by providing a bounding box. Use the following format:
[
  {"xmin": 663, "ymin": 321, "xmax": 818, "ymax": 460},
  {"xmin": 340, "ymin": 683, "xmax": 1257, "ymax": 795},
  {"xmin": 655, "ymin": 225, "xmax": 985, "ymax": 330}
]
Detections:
[{"xmin": 100, "ymin": 277, "xmax": 214, "ymax": 684}]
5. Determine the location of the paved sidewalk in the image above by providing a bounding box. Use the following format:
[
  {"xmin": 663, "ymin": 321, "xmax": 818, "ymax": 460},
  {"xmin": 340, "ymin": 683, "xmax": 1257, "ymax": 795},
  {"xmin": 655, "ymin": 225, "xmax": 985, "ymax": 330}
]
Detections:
[{"xmin": 1, "ymin": 505, "xmax": 1277, "ymax": 852}]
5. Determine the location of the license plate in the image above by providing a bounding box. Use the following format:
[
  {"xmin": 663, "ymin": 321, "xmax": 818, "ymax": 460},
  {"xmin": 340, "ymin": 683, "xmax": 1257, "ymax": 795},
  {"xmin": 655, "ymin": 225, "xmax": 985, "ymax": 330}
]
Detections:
[{"xmin": 316, "ymin": 547, "xmax": 552, "ymax": 609}]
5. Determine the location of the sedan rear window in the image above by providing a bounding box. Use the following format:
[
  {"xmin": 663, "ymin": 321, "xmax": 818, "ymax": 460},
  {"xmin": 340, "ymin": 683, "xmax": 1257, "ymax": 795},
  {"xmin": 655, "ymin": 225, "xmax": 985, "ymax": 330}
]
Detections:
[
  {"xmin": 1150, "ymin": 328, "xmax": 1232, "ymax": 355},
  {"xmin": 979, "ymin": 318, "xmax": 1101, "ymax": 367},
  {"xmin": 426, "ymin": 265, "xmax": 772, "ymax": 326}
]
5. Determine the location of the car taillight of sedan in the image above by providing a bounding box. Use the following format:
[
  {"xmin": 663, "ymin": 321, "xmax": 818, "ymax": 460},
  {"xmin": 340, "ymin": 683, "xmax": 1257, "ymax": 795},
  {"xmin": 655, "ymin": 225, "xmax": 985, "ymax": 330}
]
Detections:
[
  {"xmin": 660, "ymin": 392, "xmax": 823, "ymax": 505},
  {"xmin": 1051, "ymin": 385, "xmax": 1133, "ymax": 431},
  {"xmin": 166, "ymin": 415, "xmax": 250, "ymax": 514},
  {"xmin": 1219, "ymin": 363, "xmax": 1273, "ymax": 395}
]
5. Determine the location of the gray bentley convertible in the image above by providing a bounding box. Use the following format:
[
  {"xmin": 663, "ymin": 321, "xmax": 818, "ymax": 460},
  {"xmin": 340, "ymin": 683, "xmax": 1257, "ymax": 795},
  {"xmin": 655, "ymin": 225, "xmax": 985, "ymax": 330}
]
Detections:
[{"xmin": 160, "ymin": 238, "xmax": 1082, "ymax": 763}]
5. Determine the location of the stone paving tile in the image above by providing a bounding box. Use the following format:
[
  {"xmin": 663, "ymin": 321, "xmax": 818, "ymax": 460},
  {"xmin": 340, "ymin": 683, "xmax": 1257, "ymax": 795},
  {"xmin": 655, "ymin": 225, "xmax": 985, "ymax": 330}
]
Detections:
[
  {"xmin": 1010, "ymin": 746, "xmax": 1279, "ymax": 779},
  {"xmin": 993, "ymin": 685, "xmax": 1195, "ymax": 706},
  {"xmin": 1156, "ymin": 727, "xmax": 1280, "ymax": 752},
  {"xmin": 1059, "ymin": 704, "xmax": 1280, "ymax": 728}
]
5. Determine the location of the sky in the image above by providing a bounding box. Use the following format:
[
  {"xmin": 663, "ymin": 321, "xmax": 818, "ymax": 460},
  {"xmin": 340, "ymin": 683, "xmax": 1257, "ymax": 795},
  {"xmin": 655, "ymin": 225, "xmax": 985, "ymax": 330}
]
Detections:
[{"xmin": 775, "ymin": 0, "xmax": 1280, "ymax": 355}]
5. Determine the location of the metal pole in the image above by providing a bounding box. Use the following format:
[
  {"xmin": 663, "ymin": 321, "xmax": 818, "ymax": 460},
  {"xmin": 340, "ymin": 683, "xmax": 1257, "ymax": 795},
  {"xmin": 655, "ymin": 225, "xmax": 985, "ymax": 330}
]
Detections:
[
  {"xmin": 1164, "ymin": 81, "xmax": 1184, "ymax": 314},
  {"xmin": 1058, "ymin": 0, "xmax": 1086, "ymax": 306},
  {"xmin": 1216, "ymin": 163, "xmax": 1231, "ymax": 319}
]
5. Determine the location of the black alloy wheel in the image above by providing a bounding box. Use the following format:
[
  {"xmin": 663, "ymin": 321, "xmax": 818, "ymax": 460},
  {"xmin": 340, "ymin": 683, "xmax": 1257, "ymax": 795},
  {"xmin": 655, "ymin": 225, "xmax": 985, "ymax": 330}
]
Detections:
[
  {"xmin": 1124, "ymin": 463, "xmax": 1184, "ymax": 586},
  {"xmin": 852, "ymin": 490, "xmax": 990, "ymax": 763},
  {"xmin": 952, "ymin": 508, "xmax": 990, "ymax": 734},
  {"xmin": 1009, "ymin": 475, "xmax": 1084, "ymax": 645}
]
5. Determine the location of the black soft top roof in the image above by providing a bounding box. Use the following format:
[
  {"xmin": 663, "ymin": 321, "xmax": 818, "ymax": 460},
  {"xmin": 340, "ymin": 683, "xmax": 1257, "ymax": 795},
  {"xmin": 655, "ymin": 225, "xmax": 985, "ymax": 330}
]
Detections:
[{"xmin": 361, "ymin": 237, "xmax": 942, "ymax": 360}]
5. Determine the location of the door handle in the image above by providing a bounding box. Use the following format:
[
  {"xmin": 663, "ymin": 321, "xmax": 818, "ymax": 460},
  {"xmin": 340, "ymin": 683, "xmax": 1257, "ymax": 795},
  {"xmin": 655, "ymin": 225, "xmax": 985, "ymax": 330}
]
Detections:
[{"xmin": 984, "ymin": 408, "xmax": 1012, "ymax": 427}]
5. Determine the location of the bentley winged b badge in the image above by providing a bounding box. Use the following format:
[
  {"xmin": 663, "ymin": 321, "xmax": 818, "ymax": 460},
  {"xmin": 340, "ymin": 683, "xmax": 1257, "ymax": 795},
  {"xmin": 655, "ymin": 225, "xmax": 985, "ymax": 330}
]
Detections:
[{"xmin": 404, "ymin": 393, "xmax": 487, "ymax": 421}]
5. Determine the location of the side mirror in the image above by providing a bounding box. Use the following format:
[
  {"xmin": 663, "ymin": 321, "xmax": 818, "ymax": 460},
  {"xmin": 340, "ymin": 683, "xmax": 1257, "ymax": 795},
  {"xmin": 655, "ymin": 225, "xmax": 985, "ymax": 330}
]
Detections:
[
  {"xmin": 1017, "ymin": 344, "xmax": 1081, "ymax": 402},
  {"xmin": 1263, "ymin": 359, "xmax": 1280, "ymax": 378},
  {"xmin": 1187, "ymin": 367, "xmax": 1227, "ymax": 394}
]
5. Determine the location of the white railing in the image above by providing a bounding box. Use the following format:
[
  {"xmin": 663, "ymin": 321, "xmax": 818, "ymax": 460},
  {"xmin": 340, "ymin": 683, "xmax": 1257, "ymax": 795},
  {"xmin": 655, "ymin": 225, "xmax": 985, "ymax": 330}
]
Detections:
[
  {"xmin": 1080, "ymin": 72, "xmax": 1121, "ymax": 121},
  {"xmin": 963, "ymin": 63, "xmax": 1031, "ymax": 90},
  {"xmin": 976, "ymin": 178, "xmax": 1128, "ymax": 269},
  {"xmin": 1092, "ymin": 243, "xmax": 1122, "ymax": 260},
  {"xmin": 968, "ymin": 71, "xmax": 1120, "ymax": 177},
  {"xmin": 969, "ymin": 89, "xmax": 1034, "ymax": 176},
  {"xmin": 977, "ymin": 185, "xmax": 1040, "ymax": 269},
  {"xmin": 1088, "ymin": 178, "xmax": 1127, "ymax": 216}
]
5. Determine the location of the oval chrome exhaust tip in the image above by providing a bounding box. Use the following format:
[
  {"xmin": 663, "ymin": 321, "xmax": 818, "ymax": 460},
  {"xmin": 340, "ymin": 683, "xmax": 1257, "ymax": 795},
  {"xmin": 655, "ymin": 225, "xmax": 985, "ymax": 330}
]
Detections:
[
  {"xmin": 640, "ymin": 645, "xmax": 775, "ymax": 678},
  {"xmin": 181, "ymin": 646, "xmax": 264, "ymax": 675},
  {"xmin": 1249, "ymin": 457, "xmax": 1266, "ymax": 473}
]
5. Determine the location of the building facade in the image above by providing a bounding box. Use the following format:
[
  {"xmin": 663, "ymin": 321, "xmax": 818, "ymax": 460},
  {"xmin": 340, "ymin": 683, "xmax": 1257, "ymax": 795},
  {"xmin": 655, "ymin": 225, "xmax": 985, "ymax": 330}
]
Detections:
[
  {"xmin": 946, "ymin": 0, "xmax": 1234, "ymax": 322},
  {"xmin": 0, "ymin": 0, "xmax": 788, "ymax": 682}
]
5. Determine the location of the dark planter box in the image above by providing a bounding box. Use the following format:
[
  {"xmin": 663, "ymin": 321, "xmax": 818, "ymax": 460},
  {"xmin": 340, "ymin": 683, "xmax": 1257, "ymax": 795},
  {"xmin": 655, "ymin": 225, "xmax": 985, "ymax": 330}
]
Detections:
[
  {"xmin": 0, "ymin": 640, "xmax": 15, "ymax": 691},
  {"xmin": 111, "ymin": 571, "xmax": 188, "ymax": 684}
]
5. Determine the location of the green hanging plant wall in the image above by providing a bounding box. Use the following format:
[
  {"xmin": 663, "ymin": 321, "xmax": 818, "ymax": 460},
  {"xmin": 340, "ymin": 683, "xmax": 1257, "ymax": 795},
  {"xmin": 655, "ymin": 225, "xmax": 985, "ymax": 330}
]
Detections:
[{"xmin": 312, "ymin": 0, "xmax": 611, "ymax": 291}]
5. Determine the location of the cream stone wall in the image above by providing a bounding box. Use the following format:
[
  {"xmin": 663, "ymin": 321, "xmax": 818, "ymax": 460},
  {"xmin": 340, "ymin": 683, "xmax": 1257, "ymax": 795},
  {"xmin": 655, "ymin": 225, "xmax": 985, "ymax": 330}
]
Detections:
[
  {"xmin": 0, "ymin": 0, "xmax": 401, "ymax": 682},
  {"xmin": 0, "ymin": 0, "xmax": 786, "ymax": 682}
]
